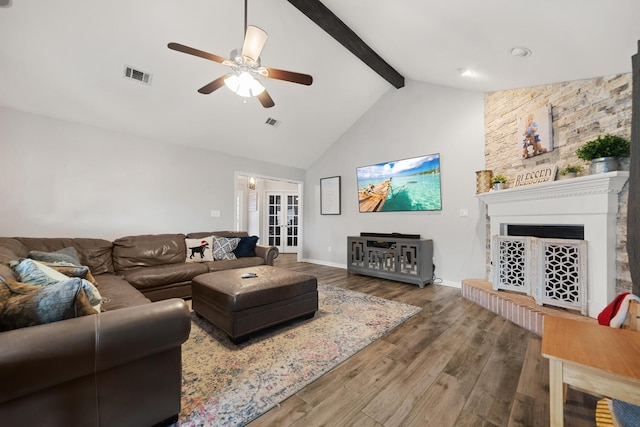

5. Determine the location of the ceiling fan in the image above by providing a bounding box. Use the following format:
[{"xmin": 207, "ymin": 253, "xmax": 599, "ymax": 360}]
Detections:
[{"xmin": 168, "ymin": 0, "xmax": 313, "ymax": 108}]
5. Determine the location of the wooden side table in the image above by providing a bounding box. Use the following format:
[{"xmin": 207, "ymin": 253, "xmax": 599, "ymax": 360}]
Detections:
[{"xmin": 541, "ymin": 316, "xmax": 640, "ymax": 426}]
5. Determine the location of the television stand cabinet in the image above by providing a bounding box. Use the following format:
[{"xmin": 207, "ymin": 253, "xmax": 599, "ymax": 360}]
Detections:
[{"xmin": 347, "ymin": 236, "xmax": 434, "ymax": 288}]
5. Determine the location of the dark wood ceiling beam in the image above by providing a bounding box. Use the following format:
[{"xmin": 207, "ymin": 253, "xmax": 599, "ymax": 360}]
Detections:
[{"xmin": 286, "ymin": 0, "xmax": 405, "ymax": 89}]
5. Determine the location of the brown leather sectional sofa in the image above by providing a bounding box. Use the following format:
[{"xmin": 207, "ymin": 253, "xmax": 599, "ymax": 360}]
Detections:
[
  {"xmin": 113, "ymin": 231, "xmax": 279, "ymax": 301},
  {"xmin": 0, "ymin": 231, "xmax": 278, "ymax": 426}
]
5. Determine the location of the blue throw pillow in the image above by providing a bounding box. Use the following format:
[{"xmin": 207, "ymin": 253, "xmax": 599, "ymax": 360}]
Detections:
[
  {"xmin": 233, "ymin": 236, "xmax": 259, "ymax": 257},
  {"xmin": 10, "ymin": 258, "xmax": 65, "ymax": 286}
]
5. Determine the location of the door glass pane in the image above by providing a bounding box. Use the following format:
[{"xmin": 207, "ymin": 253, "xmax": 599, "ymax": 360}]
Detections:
[
  {"xmin": 285, "ymin": 193, "xmax": 299, "ymax": 249},
  {"xmin": 268, "ymin": 194, "xmax": 283, "ymax": 246}
]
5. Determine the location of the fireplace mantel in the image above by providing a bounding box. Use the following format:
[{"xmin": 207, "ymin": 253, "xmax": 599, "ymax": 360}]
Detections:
[
  {"xmin": 477, "ymin": 171, "xmax": 629, "ymax": 318},
  {"xmin": 477, "ymin": 171, "xmax": 629, "ymax": 207}
]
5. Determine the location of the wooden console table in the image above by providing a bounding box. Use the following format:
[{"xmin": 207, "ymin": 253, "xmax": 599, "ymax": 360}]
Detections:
[{"xmin": 541, "ymin": 316, "xmax": 640, "ymax": 426}]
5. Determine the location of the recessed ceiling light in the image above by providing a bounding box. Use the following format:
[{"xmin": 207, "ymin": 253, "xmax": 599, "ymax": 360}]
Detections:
[
  {"xmin": 458, "ymin": 68, "xmax": 476, "ymax": 77},
  {"xmin": 511, "ymin": 47, "xmax": 532, "ymax": 58}
]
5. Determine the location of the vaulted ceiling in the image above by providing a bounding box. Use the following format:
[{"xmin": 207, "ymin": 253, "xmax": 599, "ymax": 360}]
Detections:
[{"xmin": 1, "ymin": 0, "xmax": 639, "ymax": 168}]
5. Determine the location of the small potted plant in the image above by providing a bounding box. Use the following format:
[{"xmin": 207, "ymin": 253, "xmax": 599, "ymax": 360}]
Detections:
[
  {"xmin": 491, "ymin": 174, "xmax": 508, "ymax": 190},
  {"xmin": 558, "ymin": 164, "xmax": 584, "ymax": 179},
  {"xmin": 575, "ymin": 134, "xmax": 630, "ymax": 174}
]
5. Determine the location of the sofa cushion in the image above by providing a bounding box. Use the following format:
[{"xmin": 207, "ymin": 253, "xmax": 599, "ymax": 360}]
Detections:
[
  {"xmin": 184, "ymin": 236, "xmax": 214, "ymax": 263},
  {"xmin": 112, "ymin": 234, "xmax": 187, "ymax": 272},
  {"xmin": 0, "ymin": 238, "xmax": 29, "ymax": 261},
  {"xmin": 205, "ymin": 256, "xmax": 266, "ymax": 272},
  {"xmin": 12, "ymin": 237, "xmax": 114, "ymax": 275},
  {"xmin": 95, "ymin": 273, "xmax": 151, "ymax": 310},
  {"xmin": 233, "ymin": 235, "xmax": 259, "ymax": 257},
  {"xmin": 121, "ymin": 262, "xmax": 208, "ymax": 290},
  {"xmin": 213, "ymin": 236, "xmax": 240, "ymax": 261},
  {"xmin": 0, "ymin": 239, "xmax": 25, "ymax": 283},
  {"xmin": 186, "ymin": 231, "xmax": 249, "ymax": 239},
  {"xmin": 0, "ymin": 276, "xmax": 97, "ymax": 331},
  {"xmin": 28, "ymin": 247, "xmax": 81, "ymax": 266}
]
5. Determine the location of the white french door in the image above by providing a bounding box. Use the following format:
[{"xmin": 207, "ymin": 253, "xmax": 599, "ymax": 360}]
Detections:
[{"xmin": 266, "ymin": 191, "xmax": 299, "ymax": 253}]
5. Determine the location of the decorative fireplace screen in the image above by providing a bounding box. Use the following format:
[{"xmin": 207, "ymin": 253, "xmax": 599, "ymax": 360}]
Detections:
[{"xmin": 492, "ymin": 236, "xmax": 587, "ymax": 314}]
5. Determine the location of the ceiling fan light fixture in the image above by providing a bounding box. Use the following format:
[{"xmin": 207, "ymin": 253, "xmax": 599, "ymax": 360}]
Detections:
[
  {"xmin": 242, "ymin": 25, "xmax": 268, "ymax": 63},
  {"xmin": 224, "ymin": 72, "xmax": 265, "ymax": 98},
  {"xmin": 167, "ymin": 0, "xmax": 311, "ymax": 108}
]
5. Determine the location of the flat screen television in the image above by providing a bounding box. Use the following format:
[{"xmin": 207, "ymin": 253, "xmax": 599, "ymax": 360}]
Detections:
[{"xmin": 356, "ymin": 153, "xmax": 442, "ymax": 213}]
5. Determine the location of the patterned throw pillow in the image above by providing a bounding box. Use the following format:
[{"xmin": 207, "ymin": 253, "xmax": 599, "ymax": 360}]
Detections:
[
  {"xmin": 213, "ymin": 236, "xmax": 240, "ymax": 260},
  {"xmin": 0, "ymin": 276, "xmax": 97, "ymax": 331},
  {"xmin": 185, "ymin": 236, "xmax": 214, "ymax": 263},
  {"xmin": 10, "ymin": 259, "xmax": 103, "ymax": 311}
]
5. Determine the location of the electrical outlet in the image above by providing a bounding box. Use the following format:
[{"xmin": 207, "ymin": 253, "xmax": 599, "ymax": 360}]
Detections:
[
  {"xmin": 328, "ymin": 246, "xmax": 332, "ymax": 253},
  {"xmin": 459, "ymin": 209, "xmax": 469, "ymax": 217},
  {"xmin": 210, "ymin": 210, "xmax": 221, "ymax": 218}
]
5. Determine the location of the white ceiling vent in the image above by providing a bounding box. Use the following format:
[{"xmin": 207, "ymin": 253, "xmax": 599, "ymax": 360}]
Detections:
[
  {"xmin": 124, "ymin": 66, "xmax": 152, "ymax": 85},
  {"xmin": 265, "ymin": 117, "xmax": 281, "ymax": 128}
]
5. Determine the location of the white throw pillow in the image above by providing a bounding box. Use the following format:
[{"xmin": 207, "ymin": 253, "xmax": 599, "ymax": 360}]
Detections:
[{"xmin": 185, "ymin": 236, "xmax": 214, "ymax": 262}]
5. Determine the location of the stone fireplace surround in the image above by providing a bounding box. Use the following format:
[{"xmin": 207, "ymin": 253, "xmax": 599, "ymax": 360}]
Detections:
[{"xmin": 477, "ymin": 171, "xmax": 629, "ymax": 318}]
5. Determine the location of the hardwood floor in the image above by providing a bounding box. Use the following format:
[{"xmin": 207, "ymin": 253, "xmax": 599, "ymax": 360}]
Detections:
[{"xmin": 247, "ymin": 254, "xmax": 597, "ymax": 427}]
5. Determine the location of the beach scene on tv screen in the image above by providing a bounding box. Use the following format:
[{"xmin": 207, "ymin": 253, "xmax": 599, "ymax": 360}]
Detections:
[{"xmin": 357, "ymin": 154, "xmax": 442, "ymax": 213}]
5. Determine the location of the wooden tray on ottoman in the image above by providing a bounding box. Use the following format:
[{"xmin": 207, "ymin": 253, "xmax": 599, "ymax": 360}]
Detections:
[{"xmin": 192, "ymin": 266, "xmax": 318, "ymax": 344}]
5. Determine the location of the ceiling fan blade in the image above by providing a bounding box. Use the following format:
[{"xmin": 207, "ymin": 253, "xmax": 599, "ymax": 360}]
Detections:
[
  {"xmin": 168, "ymin": 42, "xmax": 227, "ymax": 64},
  {"xmin": 257, "ymin": 90, "xmax": 275, "ymax": 108},
  {"xmin": 262, "ymin": 67, "xmax": 313, "ymax": 86},
  {"xmin": 241, "ymin": 25, "xmax": 268, "ymax": 61},
  {"xmin": 198, "ymin": 74, "xmax": 231, "ymax": 94}
]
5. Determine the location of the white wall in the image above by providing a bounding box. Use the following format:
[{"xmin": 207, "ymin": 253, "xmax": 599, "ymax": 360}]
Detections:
[
  {"xmin": 303, "ymin": 80, "xmax": 487, "ymax": 286},
  {"xmin": 0, "ymin": 108, "xmax": 305, "ymax": 240}
]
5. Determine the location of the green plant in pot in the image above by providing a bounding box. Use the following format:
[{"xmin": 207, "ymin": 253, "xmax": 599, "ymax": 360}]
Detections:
[
  {"xmin": 491, "ymin": 174, "xmax": 508, "ymax": 190},
  {"xmin": 575, "ymin": 134, "xmax": 630, "ymax": 174},
  {"xmin": 559, "ymin": 164, "xmax": 584, "ymax": 178}
]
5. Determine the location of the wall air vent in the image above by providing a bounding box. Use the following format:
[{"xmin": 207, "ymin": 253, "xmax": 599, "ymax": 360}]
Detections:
[
  {"xmin": 124, "ymin": 66, "xmax": 152, "ymax": 85},
  {"xmin": 265, "ymin": 117, "xmax": 281, "ymax": 128}
]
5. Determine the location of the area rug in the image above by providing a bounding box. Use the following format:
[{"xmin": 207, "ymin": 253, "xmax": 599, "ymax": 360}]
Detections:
[{"xmin": 178, "ymin": 284, "xmax": 421, "ymax": 427}]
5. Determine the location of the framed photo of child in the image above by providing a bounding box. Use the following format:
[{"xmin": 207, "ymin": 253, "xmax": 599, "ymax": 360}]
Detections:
[{"xmin": 518, "ymin": 104, "xmax": 553, "ymax": 159}]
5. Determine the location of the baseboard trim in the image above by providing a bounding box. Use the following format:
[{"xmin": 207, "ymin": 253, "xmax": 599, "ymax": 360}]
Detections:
[{"xmin": 302, "ymin": 258, "xmax": 347, "ymax": 269}]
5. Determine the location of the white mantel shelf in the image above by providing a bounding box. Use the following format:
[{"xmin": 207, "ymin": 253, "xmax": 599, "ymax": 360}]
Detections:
[
  {"xmin": 477, "ymin": 171, "xmax": 629, "ymax": 205},
  {"xmin": 477, "ymin": 170, "xmax": 629, "ymax": 318}
]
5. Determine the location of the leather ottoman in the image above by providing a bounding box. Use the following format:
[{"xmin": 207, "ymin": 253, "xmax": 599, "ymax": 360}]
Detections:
[{"xmin": 191, "ymin": 265, "xmax": 318, "ymax": 344}]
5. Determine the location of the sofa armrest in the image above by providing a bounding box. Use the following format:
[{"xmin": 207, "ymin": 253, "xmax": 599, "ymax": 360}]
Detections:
[
  {"xmin": 0, "ymin": 299, "xmax": 191, "ymax": 404},
  {"xmin": 255, "ymin": 244, "xmax": 279, "ymax": 266}
]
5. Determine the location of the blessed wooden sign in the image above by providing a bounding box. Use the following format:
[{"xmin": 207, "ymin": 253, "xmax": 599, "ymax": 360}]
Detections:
[{"xmin": 513, "ymin": 165, "xmax": 557, "ymax": 188}]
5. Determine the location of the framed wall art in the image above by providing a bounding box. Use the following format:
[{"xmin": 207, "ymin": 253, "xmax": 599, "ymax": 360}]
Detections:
[
  {"xmin": 518, "ymin": 104, "xmax": 553, "ymax": 159},
  {"xmin": 248, "ymin": 192, "xmax": 257, "ymax": 212},
  {"xmin": 320, "ymin": 176, "xmax": 341, "ymax": 215}
]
